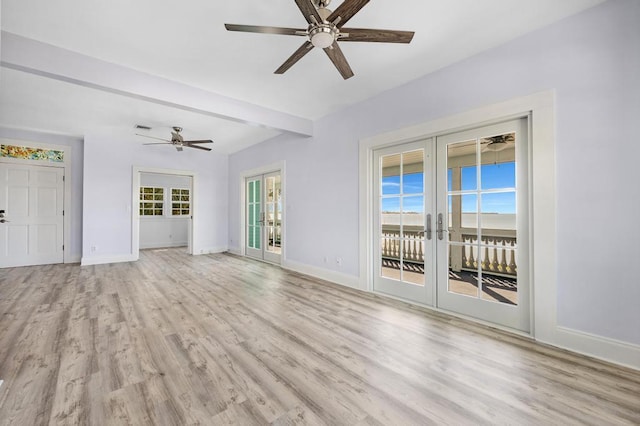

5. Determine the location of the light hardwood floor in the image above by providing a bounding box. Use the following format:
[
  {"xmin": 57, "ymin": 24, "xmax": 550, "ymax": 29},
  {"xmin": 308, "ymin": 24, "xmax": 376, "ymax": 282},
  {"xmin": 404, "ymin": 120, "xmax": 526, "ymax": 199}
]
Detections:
[{"xmin": 1, "ymin": 248, "xmax": 639, "ymax": 425}]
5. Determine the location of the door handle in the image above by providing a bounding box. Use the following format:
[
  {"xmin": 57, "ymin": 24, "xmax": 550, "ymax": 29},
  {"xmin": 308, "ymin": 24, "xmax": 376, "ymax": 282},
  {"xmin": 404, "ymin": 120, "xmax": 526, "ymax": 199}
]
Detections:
[
  {"xmin": 425, "ymin": 214, "xmax": 432, "ymax": 240},
  {"xmin": 437, "ymin": 213, "xmax": 446, "ymax": 240},
  {"xmin": 0, "ymin": 219, "xmax": 8, "ymax": 224}
]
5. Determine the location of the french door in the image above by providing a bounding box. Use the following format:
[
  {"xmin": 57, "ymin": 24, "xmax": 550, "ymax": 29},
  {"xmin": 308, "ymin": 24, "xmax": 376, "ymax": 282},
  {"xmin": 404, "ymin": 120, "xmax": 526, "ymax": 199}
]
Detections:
[
  {"xmin": 0, "ymin": 163, "xmax": 64, "ymax": 268},
  {"xmin": 373, "ymin": 118, "xmax": 530, "ymax": 332},
  {"xmin": 245, "ymin": 171, "xmax": 282, "ymax": 264},
  {"xmin": 373, "ymin": 140, "xmax": 435, "ymax": 305}
]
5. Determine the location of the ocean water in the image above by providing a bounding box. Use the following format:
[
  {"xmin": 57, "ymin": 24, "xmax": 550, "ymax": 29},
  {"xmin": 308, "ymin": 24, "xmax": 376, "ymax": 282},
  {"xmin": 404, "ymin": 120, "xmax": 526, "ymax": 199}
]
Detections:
[{"xmin": 382, "ymin": 213, "xmax": 516, "ymax": 230}]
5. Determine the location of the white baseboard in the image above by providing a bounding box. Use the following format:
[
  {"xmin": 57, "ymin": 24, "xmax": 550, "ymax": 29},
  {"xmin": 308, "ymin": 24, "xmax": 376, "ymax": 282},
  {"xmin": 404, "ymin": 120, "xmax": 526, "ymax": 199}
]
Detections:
[
  {"xmin": 81, "ymin": 254, "xmax": 137, "ymax": 266},
  {"xmin": 282, "ymin": 259, "xmax": 361, "ymax": 291},
  {"xmin": 193, "ymin": 246, "xmax": 227, "ymax": 256},
  {"xmin": 228, "ymin": 247, "xmax": 242, "ymax": 256},
  {"xmin": 140, "ymin": 241, "xmax": 188, "ymax": 249},
  {"xmin": 65, "ymin": 254, "xmax": 82, "ymax": 264},
  {"xmin": 541, "ymin": 326, "xmax": 640, "ymax": 371}
]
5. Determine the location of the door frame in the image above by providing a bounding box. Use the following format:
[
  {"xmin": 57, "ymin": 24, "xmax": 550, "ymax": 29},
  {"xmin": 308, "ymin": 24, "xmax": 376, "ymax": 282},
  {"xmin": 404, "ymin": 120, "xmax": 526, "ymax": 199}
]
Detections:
[
  {"xmin": 238, "ymin": 161, "xmax": 286, "ymax": 264},
  {"xmin": 0, "ymin": 138, "xmax": 73, "ymax": 264},
  {"xmin": 359, "ymin": 91, "xmax": 556, "ymax": 339},
  {"xmin": 132, "ymin": 166, "xmax": 195, "ymax": 259}
]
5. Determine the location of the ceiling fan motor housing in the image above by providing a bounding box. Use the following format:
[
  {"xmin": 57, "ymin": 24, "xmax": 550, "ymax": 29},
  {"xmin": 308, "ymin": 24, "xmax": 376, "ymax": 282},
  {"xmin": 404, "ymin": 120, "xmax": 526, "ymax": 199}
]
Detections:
[{"xmin": 313, "ymin": 0, "xmax": 331, "ymax": 8}]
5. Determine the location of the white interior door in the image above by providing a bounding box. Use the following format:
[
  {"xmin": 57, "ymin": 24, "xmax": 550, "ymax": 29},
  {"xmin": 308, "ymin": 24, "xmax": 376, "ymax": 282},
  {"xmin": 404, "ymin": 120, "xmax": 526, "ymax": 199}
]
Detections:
[
  {"xmin": 373, "ymin": 140, "xmax": 435, "ymax": 306},
  {"xmin": 0, "ymin": 163, "xmax": 64, "ymax": 268},
  {"xmin": 436, "ymin": 118, "xmax": 530, "ymax": 332},
  {"xmin": 245, "ymin": 171, "xmax": 282, "ymax": 264}
]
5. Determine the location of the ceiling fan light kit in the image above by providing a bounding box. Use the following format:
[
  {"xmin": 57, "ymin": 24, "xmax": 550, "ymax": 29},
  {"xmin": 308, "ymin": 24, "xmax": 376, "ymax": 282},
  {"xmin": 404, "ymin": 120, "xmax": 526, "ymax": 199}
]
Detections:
[
  {"xmin": 309, "ymin": 24, "xmax": 338, "ymax": 48},
  {"xmin": 225, "ymin": 0, "xmax": 415, "ymax": 80}
]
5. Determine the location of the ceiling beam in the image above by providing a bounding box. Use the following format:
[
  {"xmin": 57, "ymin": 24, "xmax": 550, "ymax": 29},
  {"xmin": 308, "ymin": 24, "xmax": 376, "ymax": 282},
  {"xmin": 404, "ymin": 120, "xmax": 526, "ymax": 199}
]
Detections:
[{"xmin": 0, "ymin": 31, "xmax": 313, "ymax": 137}]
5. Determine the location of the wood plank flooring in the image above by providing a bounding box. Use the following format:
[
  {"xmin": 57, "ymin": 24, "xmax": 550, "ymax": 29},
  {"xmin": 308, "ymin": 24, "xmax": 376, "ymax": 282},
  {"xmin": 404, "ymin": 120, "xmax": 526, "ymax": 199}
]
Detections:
[{"xmin": 1, "ymin": 248, "xmax": 639, "ymax": 425}]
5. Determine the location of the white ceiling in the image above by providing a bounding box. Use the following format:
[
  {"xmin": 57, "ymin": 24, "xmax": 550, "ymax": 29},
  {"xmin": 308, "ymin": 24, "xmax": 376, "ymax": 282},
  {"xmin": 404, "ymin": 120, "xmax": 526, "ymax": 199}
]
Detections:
[{"xmin": 1, "ymin": 0, "xmax": 605, "ymax": 153}]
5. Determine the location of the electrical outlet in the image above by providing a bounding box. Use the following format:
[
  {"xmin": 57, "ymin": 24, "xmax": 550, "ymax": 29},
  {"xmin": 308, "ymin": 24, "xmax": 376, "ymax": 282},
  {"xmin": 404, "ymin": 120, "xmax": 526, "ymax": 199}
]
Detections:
[
  {"xmin": 90, "ymin": 245, "xmax": 97, "ymax": 253},
  {"xmin": 336, "ymin": 257, "xmax": 342, "ymax": 267}
]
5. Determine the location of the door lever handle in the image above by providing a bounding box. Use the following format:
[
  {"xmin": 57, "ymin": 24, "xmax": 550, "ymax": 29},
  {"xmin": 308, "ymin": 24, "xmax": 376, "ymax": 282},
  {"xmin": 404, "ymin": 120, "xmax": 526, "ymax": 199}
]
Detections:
[
  {"xmin": 425, "ymin": 214, "xmax": 432, "ymax": 240},
  {"xmin": 437, "ymin": 213, "xmax": 446, "ymax": 240}
]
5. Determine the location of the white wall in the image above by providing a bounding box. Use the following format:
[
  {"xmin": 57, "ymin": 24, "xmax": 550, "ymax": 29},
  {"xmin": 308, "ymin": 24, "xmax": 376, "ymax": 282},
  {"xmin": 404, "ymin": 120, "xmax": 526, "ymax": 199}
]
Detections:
[
  {"xmin": 139, "ymin": 172, "xmax": 190, "ymax": 249},
  {"xmin": 82, "ymin": 128, "xmax": 228, "ymax": 263},
  {"xmin": 229, "ymin": 0, "xmax": 640, "ymax": 349},
  {"xmin": 0, "ymin": 126, "xmax": 84, "ymax": 262}
]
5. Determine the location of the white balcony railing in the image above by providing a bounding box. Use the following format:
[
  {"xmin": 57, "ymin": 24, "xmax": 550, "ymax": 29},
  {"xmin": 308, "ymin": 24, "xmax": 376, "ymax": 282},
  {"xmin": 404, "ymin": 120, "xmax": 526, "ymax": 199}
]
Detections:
[{"xmin": 380, "ymin": 226, "xmax": 517, "ymax": 277}]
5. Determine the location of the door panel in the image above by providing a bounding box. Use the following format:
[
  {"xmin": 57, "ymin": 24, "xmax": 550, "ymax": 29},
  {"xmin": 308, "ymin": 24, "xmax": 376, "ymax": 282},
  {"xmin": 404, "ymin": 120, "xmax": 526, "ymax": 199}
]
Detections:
[
  {"xmin": 246, "ymin": 177, "xmax": 262, "ymax": 259},
  {"xmin": 0, "ymin": 163, "xmax": 64, "ymax": 268},
  {"xmin": 436, "ymin": 118, "xmax": 529, "ymax": 332},
  {"xmin": 245, "ymin": 171, "xmax": 282, "ymax": 264},
  {"xmin": 373, "ymin": 140, "xmax": 434, "ymax": 305}
]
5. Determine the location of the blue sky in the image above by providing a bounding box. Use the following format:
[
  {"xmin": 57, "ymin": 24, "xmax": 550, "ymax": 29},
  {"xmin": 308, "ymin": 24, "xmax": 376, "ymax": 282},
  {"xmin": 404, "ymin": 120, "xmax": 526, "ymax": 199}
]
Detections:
[{"xmin": 382, "ymin": 162, "xmax": 516, "ymax": 214}]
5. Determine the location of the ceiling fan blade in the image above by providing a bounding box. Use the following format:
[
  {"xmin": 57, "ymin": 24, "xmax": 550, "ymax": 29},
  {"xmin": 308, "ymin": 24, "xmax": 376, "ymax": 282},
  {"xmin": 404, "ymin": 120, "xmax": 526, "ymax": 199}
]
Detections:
[
  {"xmin": 143, "ymin": 142, "xmax": 172, "ymax": 146},
  {"xmin": 186, "ymin": 144, "xmax": 212, "ymax": 151},
  {"xmin": 327, "ymin": 0, "xmax": 370, "ymax": 27},
  {"xmin": 224, "ymin": 24, "xmax": 306, "ymax": 36},
  {"xmin": 184, "ymin": 140, "xmax": 214, "ymax": 144},
  {"xmin": 339, "ymin": 28, "xmax": 415, "ymax": 43},
  {"xmin": 136, "ymin": 134, "xmax": 171, "ymax": 143},
  {"xmin": 275, "ymin": 41, "xmax": 314, "ymax": 74},
  {"xmin": 323, "ymin": 42, "xmax": 354, "ymax": 80},
  {"xmin": 294, "ymin": 0, "xmax": 323, "ymax": 24}
]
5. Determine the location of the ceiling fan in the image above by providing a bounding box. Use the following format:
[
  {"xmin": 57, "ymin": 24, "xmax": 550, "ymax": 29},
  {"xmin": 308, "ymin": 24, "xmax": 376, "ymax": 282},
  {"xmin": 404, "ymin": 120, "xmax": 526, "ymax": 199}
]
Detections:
[
  {"xmin": 481, "ymin": 134, "xmax": 515, "ymax": 152},
  {"xmin": 225, "ymin": 0, "xmax": 415, "ymax": 80},
  {"xmin": 136, "ymin": 127, "xmax": 213, "ymax": 152}
]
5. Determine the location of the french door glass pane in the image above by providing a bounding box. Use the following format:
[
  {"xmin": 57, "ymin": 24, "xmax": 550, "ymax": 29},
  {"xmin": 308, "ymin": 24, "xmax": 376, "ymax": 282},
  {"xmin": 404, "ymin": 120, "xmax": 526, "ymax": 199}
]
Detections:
[
  {"xmin": 448, "ymin": 243, "xmax": 479, "ymax": 298},
  {"xmin": 402, "ymin": 150, "xmax": 424, "ymax": 194},
  {"xmin": 479, "ymin": 247, "xmax": 518, "ymax": 305},
  {"xmin": 382, "ymin": 154, "xmax": 401, "ymax": 195},
  {"xmin": 247, "ymin": 179, "xmax": 261, "ymax": 250},
  {"xmin": 446, "ymin": 131, "xmax": 519, "ymax": 305},
  {"xmin": 380, "ymin": 149, "xmax": 425, "ymax": 287}
]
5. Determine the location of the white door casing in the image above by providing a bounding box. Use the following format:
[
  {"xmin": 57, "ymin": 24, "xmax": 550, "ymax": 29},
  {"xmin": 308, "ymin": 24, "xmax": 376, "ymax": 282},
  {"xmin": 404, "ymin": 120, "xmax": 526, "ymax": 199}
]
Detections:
[
  {"xmin": 245, "ymin": 171, "xmax": 282, "ymax": 265},
  {"xmin": 367, "ymin": 117, "xmax": 530, "ymax": 333},
  {"xmin": 0, "ymin": 163, "xmax": 64, "ymax": 268}
]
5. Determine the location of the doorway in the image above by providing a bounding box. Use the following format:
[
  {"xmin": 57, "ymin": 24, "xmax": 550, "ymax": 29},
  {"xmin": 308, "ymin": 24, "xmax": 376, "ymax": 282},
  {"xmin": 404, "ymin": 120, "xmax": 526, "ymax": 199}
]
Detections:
[
  {"xmin": 132, "ymin": 167, "xmax": 195, "ymax": 259},
  {"xmin": 245, "ymin": 171, "xmax": 282, "ymax": 264},
  {"xmin": 373, "ymin": 118, "xmax": 530, "ymax": 332},
  {"xmin": 138, "ymin": 172, "xmax": 193, "ymax": 251},
  {"xmin": 0, "ymin": 163, "xmax": 64, "ymax": 268}
]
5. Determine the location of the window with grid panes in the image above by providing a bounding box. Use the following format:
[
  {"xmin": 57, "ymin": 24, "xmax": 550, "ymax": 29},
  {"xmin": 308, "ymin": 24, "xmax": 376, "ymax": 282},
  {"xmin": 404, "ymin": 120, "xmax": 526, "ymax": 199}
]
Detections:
[
  {"xmin": 171, "ymin": 188, "xmax": 191, "ymax": 216},
  {"xmin": 139, "ymin": 187, "xmax": 164, "ymax": 216}
]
